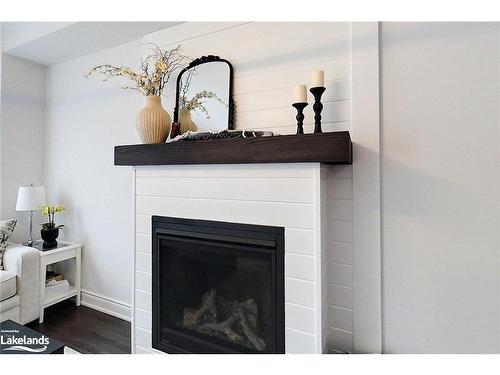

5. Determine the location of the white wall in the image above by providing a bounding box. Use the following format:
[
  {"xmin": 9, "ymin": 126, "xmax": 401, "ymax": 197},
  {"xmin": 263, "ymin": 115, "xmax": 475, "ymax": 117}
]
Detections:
[
  {"xmin": 380, "ymin": 22, "xmax": 500, "ymax": 353},
  {"xmin": 350, "ymin": 22, "xmax": 382, "ymax": 353},
  {"xmin": 0, "ymin": 54, "xmax": 46, "ymax": 243},
  {"xmin": 44, "ymin": 41, "xmax": 143, "ymax": 319}
]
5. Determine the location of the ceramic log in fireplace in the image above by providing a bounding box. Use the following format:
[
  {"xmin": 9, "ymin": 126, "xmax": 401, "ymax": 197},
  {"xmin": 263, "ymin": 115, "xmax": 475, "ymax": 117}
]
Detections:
[{"xmin": 152, "ymin": 216, "xmax": 285, "ymax": 353}]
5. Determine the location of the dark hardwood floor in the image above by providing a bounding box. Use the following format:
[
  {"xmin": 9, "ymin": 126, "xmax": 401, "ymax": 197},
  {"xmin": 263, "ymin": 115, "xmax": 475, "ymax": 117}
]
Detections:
[{"xmin": 27, "ymin": 300, "xmax": 131, "ymax": 354}]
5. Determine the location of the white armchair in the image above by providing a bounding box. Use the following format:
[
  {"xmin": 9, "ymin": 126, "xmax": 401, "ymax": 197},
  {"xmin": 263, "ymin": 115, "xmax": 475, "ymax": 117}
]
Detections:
[{"xmin": 0, "ymin": 244, "xmax": 40, "ymax": 324}]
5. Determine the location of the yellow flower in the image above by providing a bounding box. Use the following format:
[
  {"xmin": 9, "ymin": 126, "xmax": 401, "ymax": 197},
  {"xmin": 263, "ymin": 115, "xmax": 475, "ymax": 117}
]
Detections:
[
  {"xmin": 40, "ymin": 204, "xmax": 66, "ymax": 214},
  {"xmin": 55, "ymin": 205, "xmax": 66, "ymax": 213}
]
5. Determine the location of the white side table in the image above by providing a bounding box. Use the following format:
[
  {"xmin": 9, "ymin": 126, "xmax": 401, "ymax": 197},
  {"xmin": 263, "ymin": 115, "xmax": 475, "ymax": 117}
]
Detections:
[{"xmin": 35, "ymin": 241, "xmax": 82, "ymax": 323}]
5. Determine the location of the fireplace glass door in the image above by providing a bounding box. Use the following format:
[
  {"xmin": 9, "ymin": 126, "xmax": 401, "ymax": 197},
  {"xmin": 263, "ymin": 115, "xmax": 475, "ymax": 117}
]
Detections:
[{"xmin": 152, "ymin": 216, "xmax": 285, "ymax": 354}]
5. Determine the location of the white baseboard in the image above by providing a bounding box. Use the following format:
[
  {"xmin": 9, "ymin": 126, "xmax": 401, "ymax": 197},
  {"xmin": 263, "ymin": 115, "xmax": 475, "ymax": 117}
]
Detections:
[{"xmin": 81, "ymin": 289, "xmax": 131, "ymax": 322}]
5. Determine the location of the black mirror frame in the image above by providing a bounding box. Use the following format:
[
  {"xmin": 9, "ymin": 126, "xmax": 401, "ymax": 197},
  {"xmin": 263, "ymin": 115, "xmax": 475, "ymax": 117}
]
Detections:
[{"xmin": 173, "ymin": 55, "xmax": 234, "ymax": 130}]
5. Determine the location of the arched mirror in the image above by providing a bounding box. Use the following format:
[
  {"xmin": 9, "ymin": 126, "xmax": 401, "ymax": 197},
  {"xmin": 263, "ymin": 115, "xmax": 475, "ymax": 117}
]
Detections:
[{"xmin": 174, "ymin": 55, "xmax": 233, "ymax": 133}]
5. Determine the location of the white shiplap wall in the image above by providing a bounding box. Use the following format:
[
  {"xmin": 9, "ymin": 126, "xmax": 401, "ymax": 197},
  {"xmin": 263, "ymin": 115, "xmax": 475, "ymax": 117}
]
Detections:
[
  {"xmin": 133, "ymin": 164, "xmax": 327, "ymax": 354},
  {"xmin": 327, "ymin": 164, "xmax": 354, "ymax": 352},
  {"xmin": 143, "ymin": 22, "xmax": 354, "ymax": 353}
]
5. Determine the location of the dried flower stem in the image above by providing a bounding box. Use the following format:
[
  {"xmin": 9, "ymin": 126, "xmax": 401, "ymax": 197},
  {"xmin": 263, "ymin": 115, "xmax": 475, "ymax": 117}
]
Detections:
[
  {"xmin": 180, "ymin": 90, "xmax": 227, "ymax": 119},
  {"xmin": 85, "ymin": 44, "xmax": 188, "ymax": 96}
]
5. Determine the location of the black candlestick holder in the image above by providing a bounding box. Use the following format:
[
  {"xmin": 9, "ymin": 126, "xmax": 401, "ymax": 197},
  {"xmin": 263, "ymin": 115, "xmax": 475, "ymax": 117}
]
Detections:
[
  {"xmin": 292, "ymin": 102, "xmax": 308, "ymax": 135},
  {"xmin": 310, "ymin": 86, "xmax": 326, "ymax": 133}
]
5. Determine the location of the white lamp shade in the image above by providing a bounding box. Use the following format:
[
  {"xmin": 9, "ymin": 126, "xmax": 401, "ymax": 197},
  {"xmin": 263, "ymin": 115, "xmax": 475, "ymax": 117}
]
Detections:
[{"xmin": 16, "ymin": 185, "xmax": 46, "ymax": 211}]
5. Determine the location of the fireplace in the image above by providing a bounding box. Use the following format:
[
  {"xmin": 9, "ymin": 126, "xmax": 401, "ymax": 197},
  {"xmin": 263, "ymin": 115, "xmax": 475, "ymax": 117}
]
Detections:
[{"xmin": 152, "ymin": 216, "xmax": 285, "ymax": 354}]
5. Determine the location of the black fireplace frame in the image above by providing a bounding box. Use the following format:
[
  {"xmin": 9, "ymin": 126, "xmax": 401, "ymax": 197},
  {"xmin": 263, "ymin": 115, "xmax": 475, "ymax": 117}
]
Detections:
[{"xmin": 151, "ymin": 216, "xmax": 285, "ymax": 354}]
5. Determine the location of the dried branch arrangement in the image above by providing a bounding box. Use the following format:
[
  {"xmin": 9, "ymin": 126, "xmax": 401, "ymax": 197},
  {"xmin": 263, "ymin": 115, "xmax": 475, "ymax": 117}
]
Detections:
[
  {"xmin": 85, "ymin": 44, "xmax": 188, "ymax": 96},
  {"xmin": 179, "ymin": 68, "xmax": 227, "ymax": 119}
]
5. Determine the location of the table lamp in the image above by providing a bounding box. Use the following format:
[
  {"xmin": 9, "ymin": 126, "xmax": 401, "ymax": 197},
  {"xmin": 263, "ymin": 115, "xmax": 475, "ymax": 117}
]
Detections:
[{"xmin": 16, "ymin": 185, "xmax": 46, "ymax": 246}]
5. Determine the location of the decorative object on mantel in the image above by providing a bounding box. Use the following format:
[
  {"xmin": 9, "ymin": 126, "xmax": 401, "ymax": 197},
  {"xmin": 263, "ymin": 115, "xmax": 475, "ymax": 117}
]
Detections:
[
  {"xmin": 174, "ymin": 55, "xmax": 234, "ymax": 133},
  {"xmin": 16, "ymin": 184, "xmax": 46, "ymax": 246},
  {"xmin": 310, "ymin": 70, "xmax": 326, "ymax": 134},
  {"xmin": 178, "ymin": 93, "xmax": 228, "ymax": 134},
  {"xmin": 292, "ymin": 85, "xmax": 308, "ymax": 135},
  {"xmin": 169, "ymin": 122, "xmax": 181, "ymax": 139},
  {"xmin": 40, "ymin": 204, "xmax": 66, "ymax": 249},
  {"xmin": 177, "ymin": 66, "xmax": 228, "ymax": 134},
  {"xmin": 85, "ymin": 44, "xmax": 188, "ymax": 144},
  {"xmin": 178, "ymin": 107, "xmax": 198, "ymax": 134},
  {"xmin": 292, "ymin": 102, "xmax": 308, "ymax": 135},
  {"xmin": 169, "ymin": 129, "xmax": 274, "ymax": 142},
  {"xmin": 137, "ymin": 96, "xmax": 171, "ymax": 144}
]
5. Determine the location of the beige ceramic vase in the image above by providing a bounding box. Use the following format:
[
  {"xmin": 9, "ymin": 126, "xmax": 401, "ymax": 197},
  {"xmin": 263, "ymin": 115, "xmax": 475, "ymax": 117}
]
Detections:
[
  {"xmin": 179, "ymin": 107, "xmax": 198, "ymax": 134},
  {"xmin": 136, "ymin": 96, "xmax": 171, "ymax": 144}
]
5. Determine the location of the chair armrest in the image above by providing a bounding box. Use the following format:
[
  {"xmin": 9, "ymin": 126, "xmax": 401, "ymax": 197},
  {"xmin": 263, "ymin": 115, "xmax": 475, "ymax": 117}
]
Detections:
[{"xmin": 3, "ymin": 245, "xmax": 40, "ymax": 324}]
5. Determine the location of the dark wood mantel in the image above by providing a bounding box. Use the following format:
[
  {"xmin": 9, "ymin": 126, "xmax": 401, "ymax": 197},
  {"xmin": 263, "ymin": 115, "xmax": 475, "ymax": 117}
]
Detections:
[{"xmin": 114, "ymin": 131, "xmax": 352, "ymax": 166}]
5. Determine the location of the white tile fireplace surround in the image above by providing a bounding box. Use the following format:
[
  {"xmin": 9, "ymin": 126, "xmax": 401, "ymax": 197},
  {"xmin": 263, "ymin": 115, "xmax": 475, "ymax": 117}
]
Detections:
[{"xmin": 133, "ymin": 163, "xmax": 335, "ymax": 354}]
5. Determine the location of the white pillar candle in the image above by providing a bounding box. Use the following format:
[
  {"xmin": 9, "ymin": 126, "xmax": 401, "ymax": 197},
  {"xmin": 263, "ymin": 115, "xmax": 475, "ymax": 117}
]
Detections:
[
  {"xmin": 312, "ymin": 70, "xmax": 324, "ymax": 87},
  {"xmin": 294, "ymin": 84, "xmax": 307, "ymax": 103}
]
